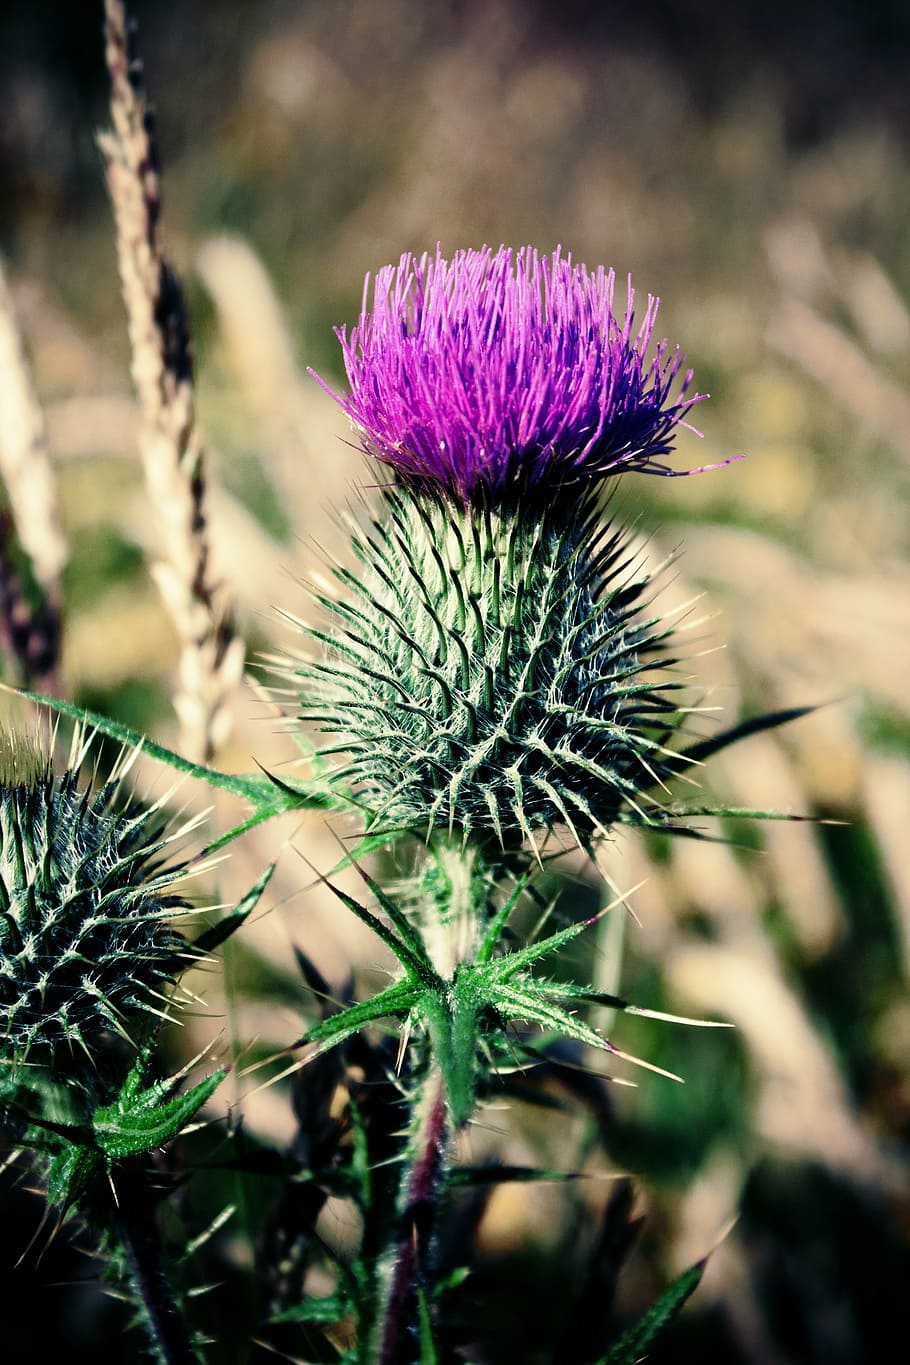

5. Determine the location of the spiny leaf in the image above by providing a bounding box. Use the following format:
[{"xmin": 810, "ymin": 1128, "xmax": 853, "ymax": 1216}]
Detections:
[
  {"xmin": 536, "ymin": 980, "xmax": 733, "ymax": 1028},
  {"xmin": 327, "ymin": 832, "xmax": 435, "ymax": 972},
  {"xmin": 486, "ymin": 907, "xmax": 605, "ymax": 980},
  {"xmin": 45, "ymin": 1141, "xmax": 102, "ymax": 1209},
  {"xmin": 305, "ymin": 859, "xmax": 438, "ymax": 985},
  {"xmin": 669, "ymin": 705, "xmax": 818, "ymax": 772},
  {"xmin": 93, "ymin": 1061, "xmax": 225, "ymax": 1160},
  {"xmin": 489, "ymin": 981, "xmax": 612, "ymax": 1053},
  {"xmin": 6, "ymin": 688, "xmax": 253, "ymax": 794},
  {"xmin": 661, "ymin": 804, "xmax": 822, "ymax": 823},
  {"xmin": 5, "ymin": 689, "xmax": 341, "ymax": 848},
  {"xmin": 193, "ymin": 861, "xmax": 276, "ymax": 954},
  {"xmin": 616, "ymin": 804, "xmax": 822, "ymax": 842},
  {"xmin": 486, "ymin": 978, "xmax": 684, "ymax": 1081},
  {"xmin": 476, "ymin": 874, "xmax": 534, "ymax": 964},
  {"xmin": 295, "ymin": 979, "xmax": 420, "ymax": 1051},
  {"xmin": 599, "ymin": 1259, "xmax": 705, "ymax": 1364},
  {"xmin": 269, "ymin": 1293, "xmax": 350, "ymax": 1326},
  {"xmin": 488, "ymin": 921, "xmax": 589, "ymax": 979},
  {"xmin": 326, "ymin": 828, "xmax": 412, "ymax": 870}
]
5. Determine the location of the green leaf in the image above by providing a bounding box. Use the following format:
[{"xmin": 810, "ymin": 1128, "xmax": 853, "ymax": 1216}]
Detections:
[
  {"xmin": 45, "ymin": 1142, "xmax": 102, "ymax": 1208},
  {"xmin": 193, "ymin": 861, "xmax": 276, "ymax": 954},
  {"xmin": 326, "ymin": 828, "xmax": 411, "ymax": 870},
  {"xmin": 5, "ymin": 690, "xmax": 342, "ymax": 850},
  {"xmin": 93, "ymin": 1058, "xmax": 225, "ymax": 1160},
  {"xmin": 476, "ymin": 874, "xmax": 533, "ymax": 964},
  {"xmin": 306, "ymin": 863, "xmax": 438, "ymax": 985},
  {"xmin": 489, "ymin": 981, "xmax": 611, "ymax": 1053},
  {"xmin": 670, "ymin": 705, "xmax": 817, "ymax": 772},
  {"xmin": 528, "ymin": 979, "xmax": 630, "ymax": 1010},
  {"xmin": 332, "ymin": 839, "xmax": 437, "ymax": 976},
  {"xmin": 486, "ymin": 912, "xmax": 595, "ymax": 981},
  {"xmin": 270, "ymin": 1293, "xmax": 349, "ymax": 1325},
  {"xmin": 533, "ymin": 980, "xmax": 731, "ymax": 1029},
  {"xmin": 297, "ymin": 979, "xmax": 420, "ymax": 1052},
  {"xmin": 248, "ymin": 762, "xmax": 346, "ymax": 815},
  {"xmin": 599, "ymin": 1260, "xmax": 704, "ymax": 1364},
  {"xmin": 661, "ymin": 804, "xmax": 821, "ymax": 824},
  {"xmin": 7, "ymin": 689, "xmax": 249, "ymax": 793},
  {"xmin": 616, "ymin": 804, "xmax": 822, "ymax": 844}
]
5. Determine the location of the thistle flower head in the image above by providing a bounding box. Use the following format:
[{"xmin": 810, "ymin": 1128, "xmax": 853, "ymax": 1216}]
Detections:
[
  {"xmin": 313, "ymin": 244, "xmax": 708, "ymax": 503},
  {"xmin": 0, "ymin": 730, "xmax": 197, "ymax": 1064}
]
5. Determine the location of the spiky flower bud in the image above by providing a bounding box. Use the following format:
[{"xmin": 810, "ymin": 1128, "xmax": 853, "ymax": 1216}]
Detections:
[
  {"xmin": 0, "ymin": 732, "xmax": 195, "ymax": 1063},
  {"xmin": 298, "ymin": 487, "xmax": 684, "ymax": 850}
]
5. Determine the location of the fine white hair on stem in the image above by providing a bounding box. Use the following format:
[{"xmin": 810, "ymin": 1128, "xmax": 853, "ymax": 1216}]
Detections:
[
  {"xmin": 0, "ymin": 258, "xmax": 66, "ymax": 693},
  {"xmin": 98, "ymin": 0, "xmax": 244, "ymax": 762}
]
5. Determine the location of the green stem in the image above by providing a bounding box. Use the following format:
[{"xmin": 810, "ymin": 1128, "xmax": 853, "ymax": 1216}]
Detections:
[
  {"xmin": 419, "ymin": 839, "xmax": 486, "ymax": 979},
  {"xmin": 372, "ymin": 1064, "xmax": 449, "ymax": 1365},
  {"xmin": 110, "ymin": 1165, "xmax": 199, "ymax": 1365}
]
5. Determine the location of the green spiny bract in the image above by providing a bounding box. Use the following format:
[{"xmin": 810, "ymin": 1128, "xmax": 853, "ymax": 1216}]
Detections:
[
  {"xmin": 295, "ymin": 487, "xmax": 687, "ymax": 852},
  {"xmin": 0, "ymin": 734, "xmax": 195, "ymax": 1065}
]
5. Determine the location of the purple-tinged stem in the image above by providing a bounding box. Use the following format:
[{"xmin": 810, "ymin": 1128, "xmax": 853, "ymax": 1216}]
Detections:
[{"xmin": 374, "ymin": 1066, "xmax": 448, "ymax": 1365}]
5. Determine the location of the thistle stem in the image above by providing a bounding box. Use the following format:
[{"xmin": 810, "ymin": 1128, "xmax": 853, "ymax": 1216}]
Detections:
[
  {"xmin": 373, "ymin": 1064, "xmax": 448, "ymax": 1365},
  {"xmin": 111, "ymin": 1166, "xmax": 199, "ymax": 1365}
]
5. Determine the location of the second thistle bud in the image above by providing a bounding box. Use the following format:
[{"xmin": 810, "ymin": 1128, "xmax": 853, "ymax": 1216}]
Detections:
[{"xmin": 0, "ymin": 732, "xmax": 193, "ymax": 1067}]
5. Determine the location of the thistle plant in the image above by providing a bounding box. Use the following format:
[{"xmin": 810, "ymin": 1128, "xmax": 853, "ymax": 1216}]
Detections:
[
  {"xmin": 0, "ymin": 730, "xmax": 193, "ymax": 1064},
  {"xmin": 261, "ymin": 244, "xmax": 794, "ymax": 1359},
  {"xmin": 3, "ymin": 218, "xmax": 815, "ymax": 1361},
  {"xmin": 0, "ymin": 13, "xmax": 814, "ymax": 1360},
  {"xmin": 0, "ymin": 221, "xmax": 813, "ymax": 1361}
]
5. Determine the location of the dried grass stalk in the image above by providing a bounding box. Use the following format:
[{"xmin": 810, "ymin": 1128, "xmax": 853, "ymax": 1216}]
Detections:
[
  {"xmin": 99, "ymin": 0, "xmax": 243, "ymax": 762},
  {"xmin": 0, "ymin": 258, "xmax": 66, "ymax": 690}
]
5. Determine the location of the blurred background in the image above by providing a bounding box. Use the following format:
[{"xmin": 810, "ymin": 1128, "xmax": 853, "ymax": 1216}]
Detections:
[{"xmin": 1, "ymin": 1, "xmax": 909, "ymax": 1361}]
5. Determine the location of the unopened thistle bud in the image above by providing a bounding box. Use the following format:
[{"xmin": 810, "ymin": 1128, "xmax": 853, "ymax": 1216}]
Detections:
[
  {"xmin": 300, "ymin": 246, "xmax": 717, "ymax": 850},
  {"xmin": 0, "ymin": 731, "xmax": 196, "ymax": 1065}
]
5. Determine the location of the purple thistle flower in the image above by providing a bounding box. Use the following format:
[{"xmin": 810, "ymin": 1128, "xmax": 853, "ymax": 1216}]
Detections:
[{"xmin": 312, "ymin": 244, "xmax": 716, "ymax": 502}]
